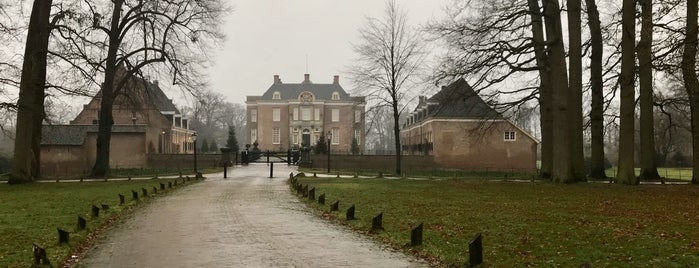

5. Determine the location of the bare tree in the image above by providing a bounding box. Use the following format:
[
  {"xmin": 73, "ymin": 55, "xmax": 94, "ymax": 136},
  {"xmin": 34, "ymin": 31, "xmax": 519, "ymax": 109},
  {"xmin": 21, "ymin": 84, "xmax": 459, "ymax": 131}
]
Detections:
[
  {"xmin": 585, "ymin": 0, "xmax": 607, "ymax": 180},
  {"xmin": 8, "ymin": 0, "xmax": 57, "ymax": 184},
  {"xmin": 53, "ymin": 0, "xmax": 227, "ymax": 177},
  {"xmin": 616, "ymin": 0, "xmax": 638, "ymax": 184},
  {"xmin": 638, "ymin": 0, "xmax": 661, "ymax": 180},
  {"xmin": 567, "ymin": 0, "xmax": 586, "ymax": 181},
  {"xmin": 681, "ymin": 0, "xmax": 699, "ymax": 183},
  {"xmin": 348, "ymin": 0, "xmax": 425, "ymax": 175}
]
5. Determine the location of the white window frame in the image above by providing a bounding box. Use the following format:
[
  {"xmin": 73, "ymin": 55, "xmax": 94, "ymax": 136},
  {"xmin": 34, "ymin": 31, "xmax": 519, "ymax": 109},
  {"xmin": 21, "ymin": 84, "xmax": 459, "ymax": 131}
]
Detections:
[
  {"xmin": 332, "ymin": 109, "xmax": 339, "ymax": 122},
  {"xmin": 314, "ymin": 108, "xmax": 320, "ymax": 121},
  {"xmin": 301, "ymin": 107, "xmax": 311, "ymax": 121},
  {"xmin": 504, "ymin": 131, "xmax": 516, "ymax": 141},
  {"xmin": 331, "ymin": 128, "xmax": 339, "ymax": 145},
  {"xmin": 250, "ymin": 109, "xmax": 257, "ymax": 123},
  {"xmin": 354, "ymin": 129, "xmax": 361, "ymax": 144},
  {"xmin": 273, "ymin": 128, "xmax": 280, "ymax": 144},
  {"xmin": 292, "ymin": 133, "xmax": 298, "ymax": 144},
  {"xmin": 332, "ymin": 92, "xmax": 340, "ymax": 100},
  {"xmin": 355, "ymin": 110, "xmax": 361, "ymax": 123},
  {"xmin": 273, "ymin": 108, "xmax": 280, "ymax": 122},
  {"xmin": 272, "ymin": 91, "xmax": 281, "ymax": 99},
  {"xmin": 251, "ymin": 129, "xmax": 257, "ymax": 143},
  {"xmin": 293, "ymin": 108, "xmax": 299, "ymax": 121}
]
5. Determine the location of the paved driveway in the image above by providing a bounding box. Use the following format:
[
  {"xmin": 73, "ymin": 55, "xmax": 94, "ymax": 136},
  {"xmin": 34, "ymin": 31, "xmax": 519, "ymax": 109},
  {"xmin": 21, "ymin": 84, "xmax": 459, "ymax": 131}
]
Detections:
[{"xmin": 74, "ymin": 164, "xmax": 427, "ymax": 267}]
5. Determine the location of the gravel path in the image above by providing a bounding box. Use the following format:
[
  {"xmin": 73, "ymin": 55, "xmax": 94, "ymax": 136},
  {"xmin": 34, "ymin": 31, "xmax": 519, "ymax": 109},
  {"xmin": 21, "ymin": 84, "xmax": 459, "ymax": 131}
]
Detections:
[{"xmin": 73, "ymin": 164, "xmax": 427, "ymax": 267}]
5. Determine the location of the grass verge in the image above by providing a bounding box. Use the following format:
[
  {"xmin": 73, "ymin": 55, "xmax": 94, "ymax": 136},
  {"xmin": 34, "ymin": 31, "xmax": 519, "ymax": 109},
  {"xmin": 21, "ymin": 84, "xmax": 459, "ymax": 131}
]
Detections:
[
  {"xmin": 0, "ymin": 177, "xmax": 201, "ymax": 267},
  {"xmin": 294, "ymin": 176, "xmax": 699, "ymax": 267}
]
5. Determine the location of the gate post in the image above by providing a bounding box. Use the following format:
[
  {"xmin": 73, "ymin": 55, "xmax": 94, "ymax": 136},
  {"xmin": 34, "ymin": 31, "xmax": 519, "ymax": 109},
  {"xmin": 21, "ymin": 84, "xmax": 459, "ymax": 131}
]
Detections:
[
  {"xmin": 287, "ymin": 149, "xmax": 291, "ymax": 165},
  {"xmin": 266, "ymin": 150, "xmax": 270, "ymax": 163}
]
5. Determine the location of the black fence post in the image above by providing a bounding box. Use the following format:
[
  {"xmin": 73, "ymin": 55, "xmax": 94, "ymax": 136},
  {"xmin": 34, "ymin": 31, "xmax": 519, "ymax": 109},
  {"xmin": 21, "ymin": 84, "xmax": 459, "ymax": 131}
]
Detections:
[
  {"xmin": 346, "ymin": 204, "xmax": 356, "ymax": 220},
  {"xmin": 57, "ymin": 228, "xmax": 69, "ymax": 244},
  {"xmin": 469, "ymin": 233, "xmax": 483, "ymax": 267},
  {"xmin": 371, "ymin": 212, "xmax": 384, "ymax": 233},
  {"xmin": 270, "ymin": 162, "xmax": 274, "ymax": 178},
  {"xmin": 411, "ymin": 223, "xmax": 423, "ymax": 246}
]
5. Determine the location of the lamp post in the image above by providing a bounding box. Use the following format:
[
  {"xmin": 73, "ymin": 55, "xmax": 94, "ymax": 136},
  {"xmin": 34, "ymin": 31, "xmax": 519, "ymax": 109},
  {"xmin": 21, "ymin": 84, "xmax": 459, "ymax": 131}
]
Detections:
[
  {"xmin": 327, "ymin": 131, "xmax": 332, "ymax": 173},
  {"xmin": 192, "ymin": 132, "xmax": 198, "ymax": 176}
]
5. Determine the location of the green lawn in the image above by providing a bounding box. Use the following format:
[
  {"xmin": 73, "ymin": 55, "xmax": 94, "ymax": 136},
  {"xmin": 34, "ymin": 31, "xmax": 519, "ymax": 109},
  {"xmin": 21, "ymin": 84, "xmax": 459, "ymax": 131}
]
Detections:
[
  {"xmin": 0, "ymin": 178, "xmax": 198, "ymax": 267},
  {"xmin": 294, "ymin": 177, "xmax": 699, "ymax": 267}
]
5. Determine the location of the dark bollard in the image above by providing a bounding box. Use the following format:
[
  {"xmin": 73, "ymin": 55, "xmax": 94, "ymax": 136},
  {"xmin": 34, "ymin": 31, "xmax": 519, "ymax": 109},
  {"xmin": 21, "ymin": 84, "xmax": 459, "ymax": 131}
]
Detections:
[
  {"xmin": 91, "ymin": 205, "xmax": 100, "ymax": 218},
  {"xmin": 318, "ymin": 194, "xmax": 326, "ymax": 205},
  {"xmin": 411, "ymin": 223, "xmax": 423, "ymax": 246},
  {"xmin": 132, "ymin": 190, "xmax": 139, "ymax": 200},
  {"xmin": 224, "ymin": 162, "xmax": 228, "ymax": 179},
  {"xmin": 118, "ymin": 194, "xmax": 125, "ymax": 205},
  {"xmin": 371, "ymin": 212, "xmax": 384, "ymax": 233},
  {"xmin": 57, "ymin": 228, "xmax": 69, "ymax": 244},
  {"xmin": 469, "ymin": 233, "xmax": 483, "ymax": 267},
  {"xmin": 302, "ymin": 185, "xmax": 308, "ymax": 197},
  {"xmin": 287, "ymin": 149, "xmax": 292, "ymax": 165},
  {"xmin": 128, "ymin": 176, "xmax": 132, "ymax": 181},
  {"xmin": 330, "ymin": 200, "xmax": 339, "ymax": 211},
  {"xmin": 142, "ymin": 188, "xmax": 148, "ymax": 197},
  {"xmin": 168, "ymin": 181, "xmax": 172, "ymax": 188},
  {"xmin": 270, "ymin": 162, "xmax": 274, "ymax": 178},
  {"xmin": 346, "ymin": 204, "xmax": 356, "ymax": 220},
  {"xmin": 77, "ymin": 216, "xmax": 87, "ymax": 230},
  {"xmin": 160, "ymin": 183, "xmax": 165, "ymax": 190},
  {"xmin": 33, "ymin": 244, "xmax": 50, "ymax": 266},
  {"xmin": 313, "ymin": 172, "xmax": 317, "ymax": 178},
  {"xmin": 289, "ymin": 172, "xmax": 294, "ymax": 180},
  {"xmin": 179, "ymin": 172, "xmax": 183, "ymax": 178},
  {"xmin": 308, "ymin": 188, "xmax": 315, "ymax": 200}
]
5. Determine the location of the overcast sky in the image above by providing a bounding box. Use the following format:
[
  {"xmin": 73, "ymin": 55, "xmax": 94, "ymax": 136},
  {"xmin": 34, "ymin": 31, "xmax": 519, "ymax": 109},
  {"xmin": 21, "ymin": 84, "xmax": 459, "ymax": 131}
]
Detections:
[{"xmin": 207, "ymin": 0, "xmax": 451, "ymax": 104}]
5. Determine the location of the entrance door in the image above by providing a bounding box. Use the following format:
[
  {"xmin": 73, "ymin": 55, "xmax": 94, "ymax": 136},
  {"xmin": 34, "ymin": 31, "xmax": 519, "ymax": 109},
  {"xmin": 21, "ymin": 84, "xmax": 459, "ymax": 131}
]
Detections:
[{"xmin": 302, "ymin": 129, "xmax": 311, "ymax": 147}]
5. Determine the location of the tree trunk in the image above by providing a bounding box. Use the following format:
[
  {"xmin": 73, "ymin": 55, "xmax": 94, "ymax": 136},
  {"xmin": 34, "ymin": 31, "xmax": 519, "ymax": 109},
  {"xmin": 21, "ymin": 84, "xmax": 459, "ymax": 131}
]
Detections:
[
  {"xmin": 616, "ymin": 0, "xmax": 638, "ymax": 185},
  {"xmin": 585, "ymin": 0, "xmax": 607, "ymax": 180},
  {"xmin": 527, "ymin": 0, "xmax": 552, "ymax": 179},
  {"xmin": 567, "ymin": 0, "xmax": 586, "ymax": 182},
  {"xmin": 91, "ymin": 0, "xmax": 124, "ymax": 178},
  {"xmin": 542, "ymin": 0, "xmax": 573, "ymax": 183},
  {"xmin": 392, "ymin": 97, "xmax": 402, "ymax": 175},
  {"xmin": 682, "ymin": 0, "xmax": 699, "ymax": 184},
  {"xmin": 638, "ymin": 0, "xmax": 660, "ymax": 180},
  {"xmin": 9, "ymin": 0, "xmax": 53, "ymax": 184}
]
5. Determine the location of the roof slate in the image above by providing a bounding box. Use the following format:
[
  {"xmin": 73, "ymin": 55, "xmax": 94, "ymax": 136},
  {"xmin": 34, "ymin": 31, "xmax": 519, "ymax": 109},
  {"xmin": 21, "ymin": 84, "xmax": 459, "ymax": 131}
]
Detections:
[
  {"xmin": 427, "ymin": 78, "xmax": 502, "ymax": 120},
  {"xmin": 260, "ymin": 83, "xmax": 350, "ymax": 101}
]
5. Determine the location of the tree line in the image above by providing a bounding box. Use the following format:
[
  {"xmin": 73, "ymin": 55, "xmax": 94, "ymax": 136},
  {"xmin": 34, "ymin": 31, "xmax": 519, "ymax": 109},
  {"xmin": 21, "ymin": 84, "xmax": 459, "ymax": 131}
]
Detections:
[{"xmin": 351, "ymin": 0, "xmax": 698, "ymax": 184}]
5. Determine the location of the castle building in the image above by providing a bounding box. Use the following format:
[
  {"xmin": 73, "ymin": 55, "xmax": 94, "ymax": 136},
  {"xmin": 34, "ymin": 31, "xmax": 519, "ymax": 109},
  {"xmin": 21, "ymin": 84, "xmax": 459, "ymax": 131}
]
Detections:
[
  {"xmin": 246, "ymin": 74, "xmax": 365, "ymax": 153},
  {"xmin": 401, "ymin": 78, "xmax": 538, "ymax": 173}
]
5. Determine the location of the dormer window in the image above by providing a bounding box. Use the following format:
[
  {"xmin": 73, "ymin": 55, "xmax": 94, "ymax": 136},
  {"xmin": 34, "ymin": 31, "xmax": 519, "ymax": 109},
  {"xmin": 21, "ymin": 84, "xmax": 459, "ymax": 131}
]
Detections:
[
  {"xmin": 331, "ymin": 92, "xmax": 340, "ymax": 100},
  {"xmin": 272, "ymin": 91, "xmax": 281, "ymax": 100}
]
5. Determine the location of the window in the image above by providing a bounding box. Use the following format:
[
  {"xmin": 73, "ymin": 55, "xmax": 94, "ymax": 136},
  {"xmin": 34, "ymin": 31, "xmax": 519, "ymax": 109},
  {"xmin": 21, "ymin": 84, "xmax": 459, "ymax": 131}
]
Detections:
[
  {"xmin": 354, "ymin": 129, "xmax": 361, "ymax": 144},
  {"xmin": 273, "ymin": 128, "xmax": 280, "ymax": 144},
  {"xmin": 332, "ymin": 109, "xmax": 339, "ymax": 122},
  {"xmin": 504, "ymin": 131, "xmax": 516, "ymax": 141},
  {"xmin": 331, "ymin": 128, "xmax": 339, "ymax": 144},
  {"xmin": 273, "ymin": 108, "xmax": 280, "ymax": 122},
  {"xmin": 292, "ymin": 134, "xmax": 298, "ymax": 144},
  {"xmin": 250, "ymin": 109, "xmax": 257, "ymax": 123},
  {"xmin": 293, "ymin": 108, "xmax": 298, "ymax": 121},
  {"xmin": 332, "ymin": 92, "xmax": 340, "ymax": 100},
  {"xmin": 272, "ymin": 91, "xmax": 281, "ymax": 99},
  {"xmin": 314, "ymin": 108, "xmax": 320, "ymax": 121},
  {"xmin": 251, "ymin": 129, "xmax": 257, "ymax": 143},
  {"xmin": 301, "ymin": 107, "xmax": 311, "ymax": 120},
  {"xmin": 355, "ymin": 110, "xmax": 361, "ymax": 123}
]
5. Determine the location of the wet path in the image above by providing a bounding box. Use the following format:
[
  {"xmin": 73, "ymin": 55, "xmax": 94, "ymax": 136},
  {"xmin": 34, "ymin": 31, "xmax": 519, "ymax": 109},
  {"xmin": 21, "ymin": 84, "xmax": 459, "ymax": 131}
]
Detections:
[{"xmin": 74, "ymin": 164, "xmax": 426, "ymax": 267}]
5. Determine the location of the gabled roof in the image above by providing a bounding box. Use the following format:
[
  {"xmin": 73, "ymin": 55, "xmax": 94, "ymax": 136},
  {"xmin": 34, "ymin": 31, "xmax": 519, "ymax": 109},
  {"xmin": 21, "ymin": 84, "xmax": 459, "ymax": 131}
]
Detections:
[
  {"xmin": 141, "ymin": 80, "xmax": 179, "ymax": 113},
  {"xmin": 427, "ymin": 78, "xmax": 502, "ymax": 119}
]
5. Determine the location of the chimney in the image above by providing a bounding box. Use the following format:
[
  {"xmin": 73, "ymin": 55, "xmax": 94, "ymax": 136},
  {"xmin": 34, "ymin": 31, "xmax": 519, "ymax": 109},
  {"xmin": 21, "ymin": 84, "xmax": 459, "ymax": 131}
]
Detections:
[
  {"xmin": 333, "ymin": 75, "xmax": 339, "ymax": 84},
  {"xmin": 304, "ymin": 73, "xmax": 310, "ymax": 83},
  {"xmin": 273, "ymin": 75, "xmax": 281, "ymax": 84}
]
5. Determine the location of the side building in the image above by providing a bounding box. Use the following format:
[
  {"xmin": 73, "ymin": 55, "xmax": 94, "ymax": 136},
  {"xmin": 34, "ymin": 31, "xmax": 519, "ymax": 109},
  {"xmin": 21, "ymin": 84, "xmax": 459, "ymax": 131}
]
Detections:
[
  {"xmin": 41, "ymin": 74, "xmax": 194, "ymax": 176},
  {"xmin": 246, "ymin": 74, "xmax": 366, "ymax": 153},
  {"xmin": 401, "ymin": 78, "xmax": 538, "ymax": 173}
]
